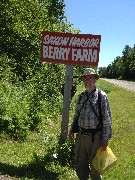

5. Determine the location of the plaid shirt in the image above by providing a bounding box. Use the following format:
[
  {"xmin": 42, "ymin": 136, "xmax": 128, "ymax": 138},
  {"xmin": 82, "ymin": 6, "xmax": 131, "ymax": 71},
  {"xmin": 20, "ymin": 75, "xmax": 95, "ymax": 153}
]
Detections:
[{"xmin": 72, "ymin": 88, "xmax": 112, "ymax": 142}]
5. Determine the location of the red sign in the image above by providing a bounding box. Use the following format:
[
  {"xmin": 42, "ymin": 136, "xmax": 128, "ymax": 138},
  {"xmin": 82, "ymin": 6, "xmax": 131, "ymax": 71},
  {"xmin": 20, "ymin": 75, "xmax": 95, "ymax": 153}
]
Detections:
[{"xmin": 41, "ymin": 32, "xmax": 101, "ymax": 66}]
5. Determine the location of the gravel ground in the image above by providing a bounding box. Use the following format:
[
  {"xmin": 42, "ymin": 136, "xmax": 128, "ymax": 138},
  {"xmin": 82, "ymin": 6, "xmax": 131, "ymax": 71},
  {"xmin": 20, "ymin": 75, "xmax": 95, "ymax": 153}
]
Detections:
[{"xmin": 102, "ymin": 78, "xmax": 135, "ymax": 91}]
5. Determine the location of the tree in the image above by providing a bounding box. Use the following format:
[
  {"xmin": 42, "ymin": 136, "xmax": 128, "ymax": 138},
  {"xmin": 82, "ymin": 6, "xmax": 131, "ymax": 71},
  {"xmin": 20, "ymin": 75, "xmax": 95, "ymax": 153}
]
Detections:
[
  {"xmin": 128, "ymin": 45, "xmax": 135, "ymax": 80},
  {"xmin": 0, "ymin": 0, "xmax": 81, "ymax": 140},
  {"xmin": 122, "ymin": 45, "xmax": 132, "ymax": 79},
  {"xmin": 99, "ymin": 44, "xmax": 135, "ymax": 81}
]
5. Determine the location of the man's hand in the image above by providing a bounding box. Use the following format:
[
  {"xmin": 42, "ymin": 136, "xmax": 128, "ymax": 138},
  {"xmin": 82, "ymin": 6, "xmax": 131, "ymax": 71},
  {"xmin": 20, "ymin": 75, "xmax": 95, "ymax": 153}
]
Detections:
[
  {"xmin": 101, "ymin": 144, "xmax": 108, "ymax": 151},
  {"xmin": 101, "ymin": 140, "xmax": 108, "ymax": 151},
  {"xmin": 68, "ymin": 131, "xmax": 74, "ymax": 140}
]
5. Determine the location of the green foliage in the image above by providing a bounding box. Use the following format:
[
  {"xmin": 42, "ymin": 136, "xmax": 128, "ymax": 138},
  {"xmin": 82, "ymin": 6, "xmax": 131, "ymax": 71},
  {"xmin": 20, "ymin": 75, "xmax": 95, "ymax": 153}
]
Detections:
[
  {"xmin": 96, "ymin": 82, "xmax": 111, "ymax": 94},
  {"xmin": 98, "ymin": 44, "xmax": 135, "ymax": 81},
  {"xmin": 0, "ymin": 81, "xmax": 135, "ymax": 179},
  {"xmin": 0, "ymin": 66, "xmax": 65, "ymax": 140},
  {"xmin": 42, "ymin": 127, "xmax": 75, "ymax": 168},
  {"xmin": 57, "ymin": 140, "xmax": 75, "ymax": 167},
  {"xmin": 0, "ymin": 0, "xmax": 81, "ymax": 140},
  {"xmin": 0, "ymin": 82, "xmax": 27, "ymax": 140}
]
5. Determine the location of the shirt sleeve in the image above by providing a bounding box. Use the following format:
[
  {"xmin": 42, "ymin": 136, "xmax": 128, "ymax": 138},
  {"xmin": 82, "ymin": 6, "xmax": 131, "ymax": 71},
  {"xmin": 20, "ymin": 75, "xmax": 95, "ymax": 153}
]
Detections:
[{"xmin": 100, "ymin": 92, "xmax": 112, "ymax": 144}]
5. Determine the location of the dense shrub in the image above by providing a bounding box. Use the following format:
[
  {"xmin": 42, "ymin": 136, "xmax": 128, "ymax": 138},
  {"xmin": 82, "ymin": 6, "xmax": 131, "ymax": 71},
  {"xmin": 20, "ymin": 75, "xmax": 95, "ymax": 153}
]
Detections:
[{"xmin": 0, "ymin": 0, "xmax": 81, "ymax": 140}]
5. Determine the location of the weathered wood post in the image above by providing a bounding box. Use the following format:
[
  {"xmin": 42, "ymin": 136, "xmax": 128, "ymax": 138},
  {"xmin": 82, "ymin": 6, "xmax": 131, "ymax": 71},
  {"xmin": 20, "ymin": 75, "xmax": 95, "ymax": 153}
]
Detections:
[{"xmin": 60, "ymin": 64, "xmax": 73, "ymax": 143}]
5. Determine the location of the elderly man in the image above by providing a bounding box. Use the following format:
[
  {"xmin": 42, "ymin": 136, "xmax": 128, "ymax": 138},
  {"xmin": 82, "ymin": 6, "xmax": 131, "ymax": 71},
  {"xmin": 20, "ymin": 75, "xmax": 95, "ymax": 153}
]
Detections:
[{"xmin": 69, "ymin": 68, "xmax": 112, "ymax": 180}]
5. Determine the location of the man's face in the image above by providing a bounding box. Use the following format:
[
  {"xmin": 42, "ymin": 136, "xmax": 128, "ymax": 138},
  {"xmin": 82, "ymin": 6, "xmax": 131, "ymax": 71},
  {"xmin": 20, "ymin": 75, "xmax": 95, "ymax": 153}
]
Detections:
[
  {"xmin": 82, "ymin": 75, "xmax": 96, "ymax": 85},
  {"xmin": 82, "ymin": 75, "xmax": 97, "ymax": 90}
]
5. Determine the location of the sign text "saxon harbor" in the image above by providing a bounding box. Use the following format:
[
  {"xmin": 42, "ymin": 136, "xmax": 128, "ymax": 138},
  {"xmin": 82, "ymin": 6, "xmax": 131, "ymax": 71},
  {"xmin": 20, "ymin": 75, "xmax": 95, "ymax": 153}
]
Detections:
[{"xmin": 41, "ymin": 32, "xmax": 101, "ymax": 66}]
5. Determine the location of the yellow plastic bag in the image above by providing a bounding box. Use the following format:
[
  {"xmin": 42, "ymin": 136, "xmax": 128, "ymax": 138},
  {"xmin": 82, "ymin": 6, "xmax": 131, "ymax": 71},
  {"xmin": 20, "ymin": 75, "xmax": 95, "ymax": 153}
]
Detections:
[{"xmin": 92, "ymin": 146, "xmax": 117, "ymax": 174}]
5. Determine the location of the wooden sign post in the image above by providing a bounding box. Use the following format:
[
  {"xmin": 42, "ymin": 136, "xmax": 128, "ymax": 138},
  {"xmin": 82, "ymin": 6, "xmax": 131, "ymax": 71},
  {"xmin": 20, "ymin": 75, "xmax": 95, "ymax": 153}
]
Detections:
[
  {"xmin": 60, "ymin": 64, "xmax": 73, "ymax": 142},
  {"xmin": 41, "ymin": 32, "xmax": 101, "ymax": 143}
]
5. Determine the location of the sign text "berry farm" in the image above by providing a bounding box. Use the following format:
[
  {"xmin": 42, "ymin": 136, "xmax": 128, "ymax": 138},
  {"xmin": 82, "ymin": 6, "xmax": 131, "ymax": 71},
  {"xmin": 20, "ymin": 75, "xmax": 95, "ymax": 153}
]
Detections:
[{"xmin": 41, "ymin": 32, "xmax": 101, "ymax": 66}]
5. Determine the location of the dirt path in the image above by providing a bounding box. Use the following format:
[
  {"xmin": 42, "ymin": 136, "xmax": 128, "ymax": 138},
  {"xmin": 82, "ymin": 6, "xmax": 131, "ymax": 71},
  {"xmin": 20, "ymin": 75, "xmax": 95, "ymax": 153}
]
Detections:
[
  {"xmin": 0, "ymin": 175, "xmax": 18, "ymax": 180},
  {"xmin": 102, "ymin": 78, "xmax": 135, "ymax": 91}
]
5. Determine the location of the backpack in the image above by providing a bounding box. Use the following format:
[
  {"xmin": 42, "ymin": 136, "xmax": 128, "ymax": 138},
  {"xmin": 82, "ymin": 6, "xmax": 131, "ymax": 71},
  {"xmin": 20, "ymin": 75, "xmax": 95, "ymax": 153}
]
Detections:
[{"xmin": 72, "ymin": 89, "xmax": 103, "ymax": 133}]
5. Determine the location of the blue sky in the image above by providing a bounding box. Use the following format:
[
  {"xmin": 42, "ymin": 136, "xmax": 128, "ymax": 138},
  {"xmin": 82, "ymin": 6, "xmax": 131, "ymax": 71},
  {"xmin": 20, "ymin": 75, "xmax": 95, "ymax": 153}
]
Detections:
[{"xmin": 64, "ymin": 0, "xmax": 135, "ymax": 67}]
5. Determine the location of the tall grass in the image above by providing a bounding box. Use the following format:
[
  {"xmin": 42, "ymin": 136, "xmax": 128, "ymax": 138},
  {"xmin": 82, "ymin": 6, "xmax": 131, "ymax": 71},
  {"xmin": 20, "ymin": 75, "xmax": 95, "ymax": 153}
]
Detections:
[
  {"xmin": 97, "ymin": 80, "xmax": 135, "ymax": 179},
  {"xmin": 0, "ymin": 79, "xmax": 135, "ymax": 179}
]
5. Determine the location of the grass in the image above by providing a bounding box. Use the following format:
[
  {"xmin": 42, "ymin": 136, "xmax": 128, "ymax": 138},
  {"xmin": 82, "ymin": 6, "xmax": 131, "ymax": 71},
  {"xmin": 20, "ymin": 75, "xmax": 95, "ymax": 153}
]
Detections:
[{"xmin": 0, "ymin": 79, "xmax": 135, "ymax": 179}]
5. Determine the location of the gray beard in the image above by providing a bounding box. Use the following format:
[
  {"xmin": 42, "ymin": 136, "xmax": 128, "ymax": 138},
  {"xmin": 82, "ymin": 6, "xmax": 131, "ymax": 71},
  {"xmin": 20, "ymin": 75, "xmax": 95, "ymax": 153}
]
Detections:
[{"xmin": 85, "ymin": 84, "xmax": 95, "ymax": 91}]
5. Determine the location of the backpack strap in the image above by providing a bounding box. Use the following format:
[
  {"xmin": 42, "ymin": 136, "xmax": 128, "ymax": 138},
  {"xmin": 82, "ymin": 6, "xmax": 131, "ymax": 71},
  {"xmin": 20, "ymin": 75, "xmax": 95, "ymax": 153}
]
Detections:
[
  {"xmin": 97, "ymin": 89, "xmax": 103, "ymax": 129},
  {"xmin": 77, "ymin": 91, "xmax": 89, "ymax": 119},
  {"xmin": 87, "ymin": 90, "xmax": 102, "ymax": 129},
  {"xmin": 86, "ymin": 89, "xmax": 103, "ymax": 142},
  {"xmin": 72, "ymin": 91, "xmax": 89, "ymax": 133},
  {"xmin": 80, "ymin": 89, "xmax": 103, "ymax": 129}
]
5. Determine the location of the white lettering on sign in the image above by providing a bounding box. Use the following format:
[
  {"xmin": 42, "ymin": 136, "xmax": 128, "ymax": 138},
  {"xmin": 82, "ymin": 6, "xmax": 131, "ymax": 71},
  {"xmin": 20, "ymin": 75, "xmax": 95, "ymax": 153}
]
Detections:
[
  {"xmin": 41, "ymin": 32, "xmax": 101, "ymax": 65},
  {"xmin": 72, "ymin": 48, "xmax": 97, "ymax": 62},
  {"xmin": 43, "ymin": 35, "xmax": 69, "ymax": 46},
  {"xmin": 69, "ymin": 37, "xmax": 99, "ymax": 48},
  {"xmin": 43, "ymin": 45, "xmax": 70, "ymax": 60}
]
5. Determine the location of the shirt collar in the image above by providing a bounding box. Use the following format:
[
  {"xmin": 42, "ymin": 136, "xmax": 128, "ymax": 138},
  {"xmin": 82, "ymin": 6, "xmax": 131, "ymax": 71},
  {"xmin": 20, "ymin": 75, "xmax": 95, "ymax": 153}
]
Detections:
[{"xmin": 86, "ymin": 88, "xmax": 97, "ymax": 98}]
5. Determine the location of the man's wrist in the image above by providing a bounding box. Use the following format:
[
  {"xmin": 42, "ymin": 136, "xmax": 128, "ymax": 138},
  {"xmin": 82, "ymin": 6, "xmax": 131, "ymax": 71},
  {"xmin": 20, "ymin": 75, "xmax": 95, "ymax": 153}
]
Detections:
[{"xmin": 101, "ymin": 139, "xmax": 109, "ymax": 146}]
